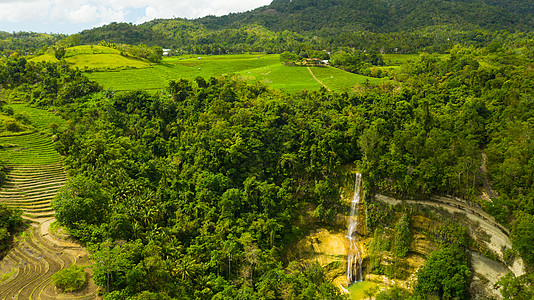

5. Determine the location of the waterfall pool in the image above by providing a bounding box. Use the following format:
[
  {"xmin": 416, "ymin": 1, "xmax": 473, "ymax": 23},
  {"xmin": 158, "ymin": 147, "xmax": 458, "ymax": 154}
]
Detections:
[{"xmin": 347, "ymin": 281, "xmax": 379, "ymax": 299}]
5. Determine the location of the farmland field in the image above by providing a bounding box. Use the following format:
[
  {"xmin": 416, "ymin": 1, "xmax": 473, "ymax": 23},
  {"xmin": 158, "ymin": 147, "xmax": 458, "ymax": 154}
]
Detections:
[
  {"xmin": 85, "ymin": 54, "xmax": 389, "ymax": 93},
  {"xmin": 30, "ymin": 48, "xmax": 394, "ymax": 92}
]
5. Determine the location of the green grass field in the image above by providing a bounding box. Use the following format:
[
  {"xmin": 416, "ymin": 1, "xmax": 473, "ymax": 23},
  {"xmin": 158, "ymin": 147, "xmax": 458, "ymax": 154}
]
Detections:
[
  {"xmin": 30, "ymin": 45, "xmax": 151, "ymax": 70},
  {"xmin": 383, "ymin": 54, "xmax": 422, "ymax": 66},
  {"xmin": 86, "ymin": 54, "xmax": 388, "ymax": 93},
  {"xmin": 31, "ymin": 48, "xmax": 400, "ymax": 93},
  {"xmin": 382, "ymin": 53, "xmax": 449, "ymax": 66}
]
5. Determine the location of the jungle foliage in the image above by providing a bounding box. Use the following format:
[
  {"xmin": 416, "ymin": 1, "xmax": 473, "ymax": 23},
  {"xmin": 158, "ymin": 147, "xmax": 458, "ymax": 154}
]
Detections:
[
  {"xmin": 2, "ymin": 25, "xmax": 534, "ymax": 298},
  {"xmin": 72, "ymin": 0, "xmax": 534, "ymax": 56}
]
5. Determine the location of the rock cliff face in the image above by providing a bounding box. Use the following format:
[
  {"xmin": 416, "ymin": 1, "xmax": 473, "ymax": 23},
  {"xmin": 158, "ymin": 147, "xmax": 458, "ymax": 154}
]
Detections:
[
  {"xmin": 290, "ymin": 192, "xmax": 522, "ymax": 298},
  {"xmin": 375, "ymin": 194, "xmax": 523, "ymax": 298}
]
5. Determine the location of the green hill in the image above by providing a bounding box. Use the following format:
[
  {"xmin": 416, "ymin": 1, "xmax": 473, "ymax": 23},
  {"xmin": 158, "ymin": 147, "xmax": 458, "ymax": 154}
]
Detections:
[
  {"xmin": 30, "ymin": 45, "xmax": 152, "ymax": 70},
  {"xmin": 76, "ymin": 0, "xmax": 534, "ymax": 54}
]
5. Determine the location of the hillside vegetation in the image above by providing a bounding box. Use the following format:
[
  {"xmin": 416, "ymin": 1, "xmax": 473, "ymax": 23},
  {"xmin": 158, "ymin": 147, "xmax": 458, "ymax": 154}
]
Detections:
[
  {"xmin": 1, "ymin": 0, "xmax": 534, "ymax": 299},
  {"xmin": 0, "ymin": 31, "xmax": 64, "ymax": 56},
  {"xmin": 75, "ymin": 0, "xmax": 534, "ymax": 55},
  {"xmin": 235, "ymin": 0, "xmax": 534, "ymax": 33},
  {"xmin": 3, "ymin": 32, "xmax": 534, "ymax": 298}
]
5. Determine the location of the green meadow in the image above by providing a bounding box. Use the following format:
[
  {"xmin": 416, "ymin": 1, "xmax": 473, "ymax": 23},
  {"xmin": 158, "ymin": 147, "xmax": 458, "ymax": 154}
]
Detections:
[
  {"xmin": 30, "ymin": 45, "xmax": 150, "ymax": 70},
  {"xmin": 86, "ymin": 53, "xmax": 388, "ymax": 92},
  {"xmin": 31, "ymin": 47, "xmax": 392, "ymax": 92}
]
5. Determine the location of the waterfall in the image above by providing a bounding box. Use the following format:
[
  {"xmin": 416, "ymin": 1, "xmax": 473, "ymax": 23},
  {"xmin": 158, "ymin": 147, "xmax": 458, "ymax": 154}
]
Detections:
[{"xmin": 347, "ymin": 172, "xmax": 363, "ymax": 284}]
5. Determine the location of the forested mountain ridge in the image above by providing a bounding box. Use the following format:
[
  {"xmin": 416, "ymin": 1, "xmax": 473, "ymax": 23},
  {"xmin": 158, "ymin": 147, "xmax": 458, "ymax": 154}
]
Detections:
[
  {"xmin": 0, "ymin": 31, "xmax": 65, "ymax": 56},
  {"xmin": 74, "ymin": 0, "xmax": 534, "ymax": 55},
  {"xmin": 236, "ymin": 0, "xmax": 534, "ymax": 33}
]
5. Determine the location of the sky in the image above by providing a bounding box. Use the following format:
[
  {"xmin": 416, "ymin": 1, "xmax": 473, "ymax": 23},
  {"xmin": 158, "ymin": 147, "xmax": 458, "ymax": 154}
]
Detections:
[{"xmin": 0, "ymin": 0, "xmax": 272, "ymax": 35}]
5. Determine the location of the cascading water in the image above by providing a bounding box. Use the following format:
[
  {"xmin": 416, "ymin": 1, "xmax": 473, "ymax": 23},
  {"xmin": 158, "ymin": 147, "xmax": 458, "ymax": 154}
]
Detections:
[{"xmin": 346, "ymin": 172, "xmax": 363, "ymax": 284}]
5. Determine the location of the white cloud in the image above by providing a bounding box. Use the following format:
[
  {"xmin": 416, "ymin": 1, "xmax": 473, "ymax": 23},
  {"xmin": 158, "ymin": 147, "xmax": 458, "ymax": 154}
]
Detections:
[
  {"xmin": 135, "ymin": 0, "xmax": 271, "ymax": 23},
  {"xmin": 0, "ymin": 0, "xmax": 271, "ymax": 34}
]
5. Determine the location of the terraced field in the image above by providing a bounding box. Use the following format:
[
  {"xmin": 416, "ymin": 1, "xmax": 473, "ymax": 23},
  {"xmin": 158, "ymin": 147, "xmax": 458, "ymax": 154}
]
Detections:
[
  {"xmin": 0, "ymin": 162, "xmax": 65, "ymax": 222},
  {"xmin": 83, "ymin": 53, "xmax": 387, "ymax": 93},
  {"xmin": 0, "ymin": 104, "xmax": 98, "ymax": 299}
]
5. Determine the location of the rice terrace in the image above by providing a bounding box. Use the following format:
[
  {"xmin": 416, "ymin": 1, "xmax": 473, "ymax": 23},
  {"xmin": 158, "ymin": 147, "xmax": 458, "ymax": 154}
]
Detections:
[{"xmin": 32, "ymin": 45, "xmax": 388, "ymax": 92}]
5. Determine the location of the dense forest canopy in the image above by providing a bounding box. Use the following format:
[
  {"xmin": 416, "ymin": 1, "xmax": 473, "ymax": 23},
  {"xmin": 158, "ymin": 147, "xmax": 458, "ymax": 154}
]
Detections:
[
  {"xmin": 2, "ymin": 31, "xmax": 534, "ymax": 297},
  {"xmin": 253, "ymin": 0, "xmax": 534, "ymax": 33},
  {"xmin": 1, "ymin": 0, "xmax": 534, "ymax": 298},
  {"xmin": 0, "ymin": 31, "xmax": 65, "ymax": 56},
  {"xmin": 72, "ymin": 0, "xmax": 534, "ymax": 55}
]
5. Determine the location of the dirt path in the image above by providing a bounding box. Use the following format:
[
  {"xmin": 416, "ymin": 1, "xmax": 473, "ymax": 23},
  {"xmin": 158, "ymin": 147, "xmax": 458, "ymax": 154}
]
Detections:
[
  {"xmin": 480, "ymin": 152, "xmax": 499, "ymax": 201},
  {"xmin": 307, "ymin": 67, "xmax": 332, "ymax": 92}
]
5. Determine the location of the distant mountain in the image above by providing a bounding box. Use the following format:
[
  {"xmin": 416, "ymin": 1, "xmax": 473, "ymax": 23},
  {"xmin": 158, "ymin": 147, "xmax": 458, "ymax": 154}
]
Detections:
[
  {"xmin": 1, "ymin": 32, "xmax": 64, "ymax": 54},
  {"xmin": 77, "ymin": 0, "xmax": 534, "ymax": 53},
  {"xmin": 79, "ymin": 22, "xmax": 169, "ymax": 46}
]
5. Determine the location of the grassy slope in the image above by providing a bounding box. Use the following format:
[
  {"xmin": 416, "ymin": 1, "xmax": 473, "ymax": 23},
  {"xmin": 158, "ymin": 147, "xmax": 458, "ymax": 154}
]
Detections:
[
  {"xmin": 12, "ymin": 105, "xmax": 65, "ymax": 133},
  {"xmin": 30, "ymin": 45, "xmax": 150, "ymax": 70},
  {"xmin": 382, "ymin": 54, "xmax": 422, "ymax": 66},
  {"xmin": 31, "ymin": 47, "xmax": 397, "ymax": 92},
  {"xmin": 86, "ymin": 54, "xmax": 388, "ymax": 92}
]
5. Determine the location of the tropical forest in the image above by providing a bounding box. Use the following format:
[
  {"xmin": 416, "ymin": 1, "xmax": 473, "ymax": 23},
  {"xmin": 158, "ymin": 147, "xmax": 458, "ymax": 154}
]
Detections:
[{"xmin": 1, "ymin": 0, "xmax": 534, "ymax": 299}]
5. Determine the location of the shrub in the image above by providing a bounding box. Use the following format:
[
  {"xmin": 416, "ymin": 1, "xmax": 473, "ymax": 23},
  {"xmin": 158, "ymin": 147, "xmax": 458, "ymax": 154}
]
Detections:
[
  {"xmin": 0, "ymin": 204, "xmax": 23, "ymax": 254},
  {"xmin": 415, "ymin": 245, "xmax": 471, "ymax": 299},
  {"xmin": 2, "ymin": 106, "xmax": 14, "ymax": 115},
  {"xmin": 52, "ymin": 264, "xmax": 86, "ymax": 292},
  {"xmin": 13, "ymin": 112, "xmax": 31, "ymax": 125},
  {"xmin": 394, "ymin": 214, "xmax": 411, "ymax": 257},
  {"xmin": 376, "ymin": 287, "xmax": 412, "ymax": 300},
  {"xmin": 511, "ymin": 212, "xmax": 534, "ymax": 265},
  {"xmin": 5, "ymin": 121, "xmax": 21, "ymax": 132}
]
